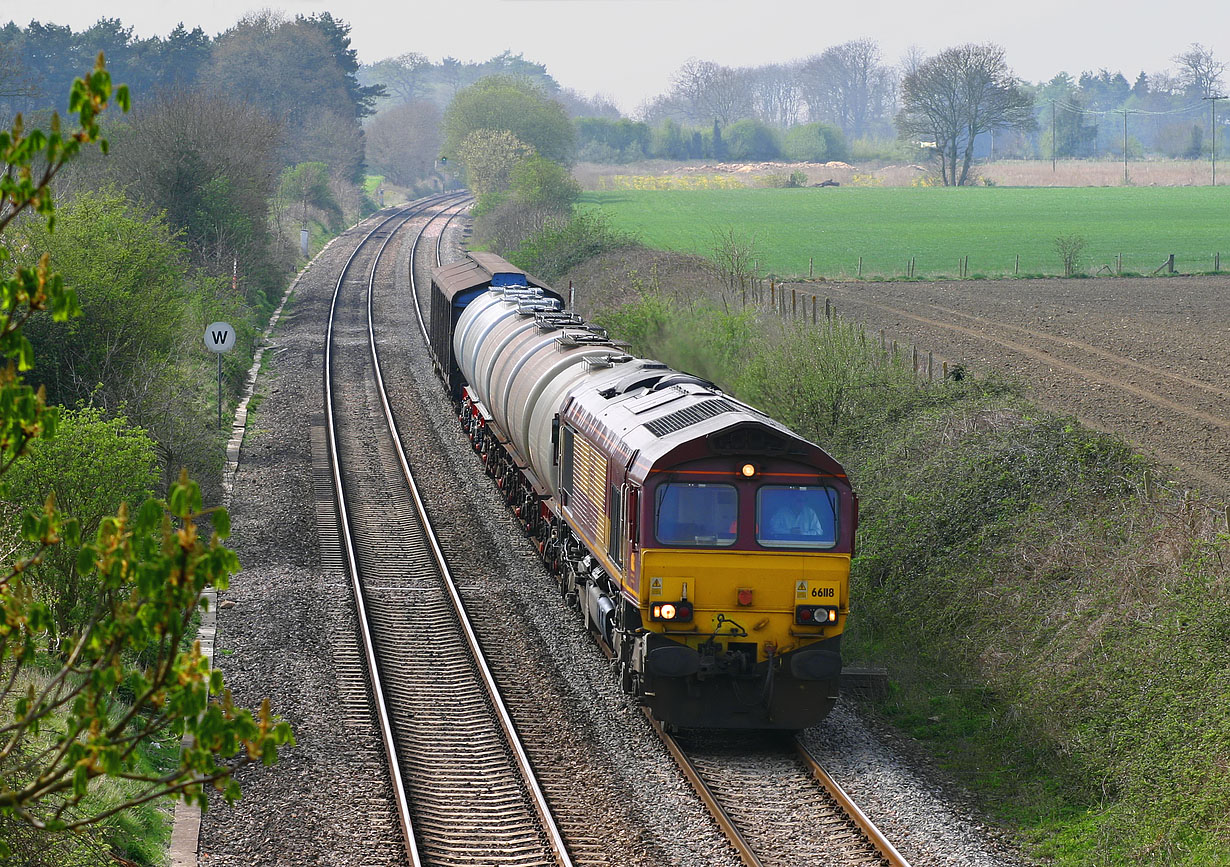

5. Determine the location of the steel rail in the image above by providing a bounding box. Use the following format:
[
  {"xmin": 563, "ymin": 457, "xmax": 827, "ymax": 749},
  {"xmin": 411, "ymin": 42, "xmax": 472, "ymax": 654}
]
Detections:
[
  {"xmin": 323, "ymin": 194, "xmax": 457, "ymax": 867},
  {"xmin": 795, "ymin": 738, "xmax": 912, "ymax": 867},
  {"xmin": 376, "ymin": 196, "xmax": 574, "ymax": 866},
  {"xmin": 645, "ymin": 712, "xmax": 767, "ymax": 867},
  {"xmin": 409, "ymin": 197, "xmax": 471, "ymax": 345}
]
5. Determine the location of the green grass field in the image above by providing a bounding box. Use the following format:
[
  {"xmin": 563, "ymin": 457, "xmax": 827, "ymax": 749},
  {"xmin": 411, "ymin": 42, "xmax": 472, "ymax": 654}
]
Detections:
[{"xmin": 582, "ymin": 186, "xmax": 1230, "ymax": 280}]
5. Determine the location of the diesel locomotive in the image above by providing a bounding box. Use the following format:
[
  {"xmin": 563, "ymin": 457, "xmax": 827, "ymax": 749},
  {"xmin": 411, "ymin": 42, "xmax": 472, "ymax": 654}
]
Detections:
[{"xmin": 428, "ymin": 252, "xmax": 856, "ymax": 729}]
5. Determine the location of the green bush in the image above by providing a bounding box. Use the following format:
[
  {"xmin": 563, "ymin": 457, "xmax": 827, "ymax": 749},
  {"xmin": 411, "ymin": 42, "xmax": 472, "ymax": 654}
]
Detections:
[
  {"xmin": 783, "ymin": 122, "xmax": 848, "ymax": 162},
  {"xmin": 724, "ymin": 118, "xmax": 782, "ymax": 161},
  {"xmin": 508, "ymin": 210, "xmax": 638, "ymax": 282}
]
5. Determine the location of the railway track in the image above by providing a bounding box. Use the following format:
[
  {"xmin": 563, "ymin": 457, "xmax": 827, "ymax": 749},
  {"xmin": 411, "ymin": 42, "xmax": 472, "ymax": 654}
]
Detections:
[
  {"xmin": 396, "ymin": 209, "xmax": 911, "ymax": 867},
  {"xmin": 324, "ymin": 195, "xmax": 571, "ymax": 867},
  {"xmin": 658, "ymin": 725, "xmax": 908, "ymax": 867}
]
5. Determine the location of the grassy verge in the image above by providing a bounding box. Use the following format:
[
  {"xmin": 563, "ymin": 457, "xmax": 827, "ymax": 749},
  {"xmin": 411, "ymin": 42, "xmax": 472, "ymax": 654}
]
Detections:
[
  {"xmin": 581, "ymin": 186, "xmax": 1230, "ymax": 280},
  {"xmin": 583, "ymin": 265, "xmax": 1230, "ymax": 864},
  {"xmin": 0, "ymin": 669, "xmax": 179, "ymax": 864}
]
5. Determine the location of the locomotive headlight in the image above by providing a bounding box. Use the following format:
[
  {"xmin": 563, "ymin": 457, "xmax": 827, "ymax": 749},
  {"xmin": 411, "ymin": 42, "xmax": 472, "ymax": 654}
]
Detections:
[
  {"xmin": 740, "ymin": 462, "xmax": 757, "ymax": 478},
  {"xmin": 795, "ymin": 605, "xmax": 839, "ymax": 626},
  {"xmin": 651, "ymin": 600, "xmax": 694, "ymax": 623}
]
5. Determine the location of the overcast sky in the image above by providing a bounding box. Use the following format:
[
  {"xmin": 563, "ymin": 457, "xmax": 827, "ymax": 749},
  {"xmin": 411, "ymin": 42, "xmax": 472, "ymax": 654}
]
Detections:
[{"xmin": 3, "ymin": 0, "xmax": 1227, "ymax": 113}]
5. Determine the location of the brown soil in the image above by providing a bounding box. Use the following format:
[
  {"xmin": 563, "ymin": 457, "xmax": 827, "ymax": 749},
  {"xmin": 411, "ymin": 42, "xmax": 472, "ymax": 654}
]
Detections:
[{"xmin": 783, "ymin": 274, "xmax": 1230, "ymax": 499}]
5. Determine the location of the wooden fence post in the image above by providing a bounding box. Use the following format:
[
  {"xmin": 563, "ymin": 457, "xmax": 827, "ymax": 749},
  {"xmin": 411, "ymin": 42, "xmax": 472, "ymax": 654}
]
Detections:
[
  {"xmin": 927, "ymin": 351, "xmax": 934, "ymax": 381},
  {"xmin": 1015, "ymin": 254, "xmax": 1019, "ymax": 275},
  {"xmin": 811, "ymin": 295, "xmax": 817, "ymax": 325},
  {"xmin": 858, "ymin": 256, "xmax": 863, "ymax": 278},
  {"xmin": 809, "ymin": 257, "xmax": 814, "ymax": 278},
  {"xmin": 1168, "ymin": 253, "xmax": 1175, "ymax": 274},
  {"xmin": 791, "ymin": 289, "xmax": 797, "ymax": 319}
]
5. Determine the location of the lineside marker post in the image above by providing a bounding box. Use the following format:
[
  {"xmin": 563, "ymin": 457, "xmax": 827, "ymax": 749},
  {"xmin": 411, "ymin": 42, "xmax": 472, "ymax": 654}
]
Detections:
[{"xmin": 204, "ymin": 321, "xmax": 237, "ymax": 430}]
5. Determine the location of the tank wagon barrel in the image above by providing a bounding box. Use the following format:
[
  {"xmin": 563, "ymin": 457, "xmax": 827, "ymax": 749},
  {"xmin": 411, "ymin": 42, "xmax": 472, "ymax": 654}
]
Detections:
[{"xmin": 428, "ymin": 252, "xmax": 856, "ymax": 729}]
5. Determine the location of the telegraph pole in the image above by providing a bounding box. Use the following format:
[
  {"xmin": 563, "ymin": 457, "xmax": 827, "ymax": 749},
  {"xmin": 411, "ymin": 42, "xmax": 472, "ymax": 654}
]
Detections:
[
  {"xmin": 1205, "ymin": 95, "xmax": 1226, "ymax": 185},
  {"xmin": 1117, "ymin": 109, "xmax": 1131, "ymax": 184},
  {"xmin": 1051, "ymin": 101, "xmax": 1056, "ymax": 172}
]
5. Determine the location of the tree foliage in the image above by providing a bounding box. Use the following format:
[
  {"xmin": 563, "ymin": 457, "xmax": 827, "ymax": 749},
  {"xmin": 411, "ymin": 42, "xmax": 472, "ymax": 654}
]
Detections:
[
  {"xmin": 98, "ymin": 87, "xmax": 286, "ymax": 303},
  {"xmin": 0, "ymin": 58, "xmax": 291, "ymax": 854},
  {"xmin": 442, "ymin": 75, "xmax": 574, "ymax": 165},
  {"xmin": 279, "ymin": 162, "xmax": 342, "ymax": 231},
  {"xmin": 455, "ymin": 129, "xmax": 534, "ymax": 198},
  {"xmin": 898, "ymin": 43, "xmax": 1036, "ymax": 186},
  {"xmin": 364, "ymin": 100, "xmax": 443, "ymax": 188},
  {"xmin": 206, "ymin": 11, "xmax": 374, "ymax": 180},
  {"xmin": 2, "ymin": 407, "xmax": 160, "ymax": 638},
  {"xmin": 783, "ymin": 122, "xmax": 847, "ymax": 162},
  {"xmin": 723, "ymin": 118, "xmax": 781, "ymax": 160},
  {"xmin": 15, "ymin": 189, "xmax": 189, "ymax": 411}
]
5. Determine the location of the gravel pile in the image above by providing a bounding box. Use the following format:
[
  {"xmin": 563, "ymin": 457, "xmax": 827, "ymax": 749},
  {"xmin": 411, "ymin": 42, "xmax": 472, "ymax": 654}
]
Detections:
[{"xmin": 198, "ymin": 207, "xmax": 1034, "ymax": 866}]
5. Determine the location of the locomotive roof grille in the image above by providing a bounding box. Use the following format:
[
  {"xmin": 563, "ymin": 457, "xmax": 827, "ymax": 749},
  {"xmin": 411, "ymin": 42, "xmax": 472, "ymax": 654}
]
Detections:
[{"xmin": 644, "ymin": 398, "xmax": 743, "ymax": 438}]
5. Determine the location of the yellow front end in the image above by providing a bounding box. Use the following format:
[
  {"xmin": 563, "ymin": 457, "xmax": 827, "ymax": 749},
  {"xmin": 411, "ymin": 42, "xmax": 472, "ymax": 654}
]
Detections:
[{"xmin": 638, "ymin": 548, "xmax": 850, "ymax": 660}]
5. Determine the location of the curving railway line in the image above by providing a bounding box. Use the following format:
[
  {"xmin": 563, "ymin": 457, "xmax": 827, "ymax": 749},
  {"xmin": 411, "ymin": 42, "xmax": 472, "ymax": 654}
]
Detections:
[{"xmin": 323, "ymin": 195, "xmax": 570, "ymax": 866}]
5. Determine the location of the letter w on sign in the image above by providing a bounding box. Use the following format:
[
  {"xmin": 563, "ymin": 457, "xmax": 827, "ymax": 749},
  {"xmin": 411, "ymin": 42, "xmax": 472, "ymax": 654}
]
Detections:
[{"xmin": 204, "ymin": 321, "xmax": 236, "ymax": 354}]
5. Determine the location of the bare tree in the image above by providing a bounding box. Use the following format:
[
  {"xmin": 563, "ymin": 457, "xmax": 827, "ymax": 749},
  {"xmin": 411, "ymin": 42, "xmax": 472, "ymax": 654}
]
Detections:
[
  {"xmin": 800, "ymin": 39, "xmax": 895, "ymax": 139},
  {"xmin": 900, "ymin": 44, "xmax": 927, "ymax": 80},
  {"xmin": 365, "ymin": 100, "xmax": 443, "ymax": 186},
  {"xmin": 750, "ymin": 64, "xmax": 804, "ymax": 127},
  {"xmin": 1173, "ymin": 43, "xmax": 1226, "ymax": 97},
  {"xmin": 897, "ymin": 43, "xmax": 1035, "ymax": 186},
  {"xmin": 670, "ymin": 59, "xmax": 753, "ymax": 124}
]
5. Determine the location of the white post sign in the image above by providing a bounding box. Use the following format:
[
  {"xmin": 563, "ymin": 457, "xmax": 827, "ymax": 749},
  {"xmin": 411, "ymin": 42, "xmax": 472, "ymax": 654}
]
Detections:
[
  {"xmin": 205, "ymin": 322, "xmax": 236, "ymax": 429},
  {"xmin": 204, "ymin": 322, "xmax": 236, "ymax": 354}
]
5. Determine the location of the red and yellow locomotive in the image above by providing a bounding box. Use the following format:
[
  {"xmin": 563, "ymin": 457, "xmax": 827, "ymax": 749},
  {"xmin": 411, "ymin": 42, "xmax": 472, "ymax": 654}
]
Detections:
[{"xmin": 429, "ymin": 252, "xmax": 855, "ymax": 729}]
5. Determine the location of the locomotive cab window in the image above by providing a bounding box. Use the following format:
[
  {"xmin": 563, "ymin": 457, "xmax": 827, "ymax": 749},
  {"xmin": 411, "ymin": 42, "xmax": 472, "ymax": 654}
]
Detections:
[
  {"xmin": 757, "ymin": 485, "xmax": 838, "ymax": 549},
  {"xmin": 655, "ymin": 483, "xmax": 737, "ymax": 547}
]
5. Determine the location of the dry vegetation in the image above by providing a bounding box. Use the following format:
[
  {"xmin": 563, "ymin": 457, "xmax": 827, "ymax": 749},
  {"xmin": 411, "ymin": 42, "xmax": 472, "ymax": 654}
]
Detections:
[{"xmin": 574, "ymin": 158, "xmax": 1223, "ymax": 190}]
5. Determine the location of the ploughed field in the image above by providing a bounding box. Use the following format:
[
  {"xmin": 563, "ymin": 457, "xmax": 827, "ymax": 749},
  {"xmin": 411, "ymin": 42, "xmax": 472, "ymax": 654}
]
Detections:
[{"xmin": 789, "ymin": 274, "xmax": 1230, "ymax": 499}]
